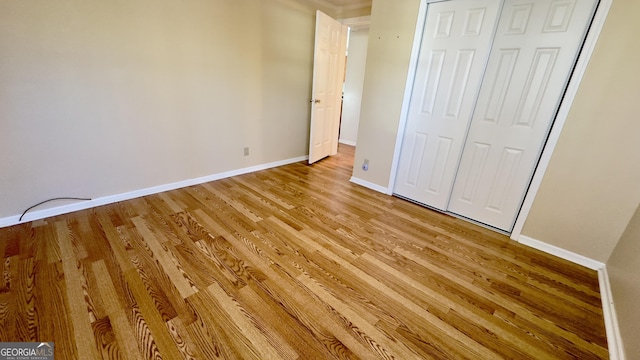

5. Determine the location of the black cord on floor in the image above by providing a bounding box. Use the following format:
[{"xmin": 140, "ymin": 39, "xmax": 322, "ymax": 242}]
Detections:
[{"xmin": 19, "ymin": 197, "xmax": 92, "ymax": 222}]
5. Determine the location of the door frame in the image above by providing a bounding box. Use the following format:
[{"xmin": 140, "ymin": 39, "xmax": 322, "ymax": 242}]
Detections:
[{"xmin": 387, "ymin": 0, "xmax": 613, "ymax": 239}]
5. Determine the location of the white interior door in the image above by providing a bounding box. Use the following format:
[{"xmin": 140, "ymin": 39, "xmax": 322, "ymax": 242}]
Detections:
[
  {"xmin": 394, "ymin": 0, "xmax": 502, "ymax": 210},
  {"xmin": 448, "ymin": 0, "xmax": 597, "ymax": 231},
  {"xmin": 309, "ymin": 11, "xmax": 348, "ymax": 164}
]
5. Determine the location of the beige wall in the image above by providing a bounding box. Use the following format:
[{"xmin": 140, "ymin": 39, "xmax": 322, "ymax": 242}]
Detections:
[
  {"xmin": 521, "ymin": 0, "xmax": 640, "ymax": 262},
  {"xmin": 607, "ymin": 203, "xmax": 640, "ymax": 358},
  {"xmin": 352, "ymin": 0, "xmax": 420, "ymax": 184},
  {"xmin": 338, "ymin": 6, "xmax": 372, "ymax": 19},
  {"xmin": 0, "ymin": 0, "xmax": 318, "ymax": 218}
]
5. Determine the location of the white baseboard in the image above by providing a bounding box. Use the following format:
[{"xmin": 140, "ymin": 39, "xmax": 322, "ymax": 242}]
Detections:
[
  {"xmin": 349, "ymin": 176, "xmax": 388, "ymax": 194},
  {"xmin": 517, "ymin": 236, "xmax": 625, "ymax": 358},
  {"xmin": 517, "ymin": 235, "xmax": 605, "ymax": 270},
  {"xmin": 338, "ymin": 139, "xmax": 357, "ymax": 146},
  {"xmin": 598, "ymin": 266, "xmax": 626, "ymax": 360},
  {"xmin": 0, "ymin": 155, "xmax": 308, "ymax": 228}
]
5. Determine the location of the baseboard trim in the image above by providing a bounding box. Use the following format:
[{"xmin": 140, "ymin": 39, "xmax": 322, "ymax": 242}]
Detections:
[
  {"xmin": 0, "ymin": 155, "xmax": 308, "ymax": 228},
  {"xmin": 338, "ymin": 139, "xmax": 357, "ymax": 146},
  {"xmin": 517, "ymin": 235, "xmax": 624, "ymax": 358},
  {"xmin": 598, "ymin": 266, "xmax": 626, "ymax": 360},
  {"xmin": 517, "ymin": 235, "xmax": 605, "ymax": 271},
  {"xmin": 349, "ymin": 177, "xmax": 388, "ymax": 194}
]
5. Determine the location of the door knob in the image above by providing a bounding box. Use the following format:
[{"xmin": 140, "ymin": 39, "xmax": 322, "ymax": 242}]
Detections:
[{"xmin": 310, "ymin": 99, "xmax": 321, "ymax": 104}]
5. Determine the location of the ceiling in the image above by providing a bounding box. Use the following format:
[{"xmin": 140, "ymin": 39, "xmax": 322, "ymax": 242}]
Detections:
[{"xmin": 318, "ymin": 0, "xmax": 372, "ymax": 10}]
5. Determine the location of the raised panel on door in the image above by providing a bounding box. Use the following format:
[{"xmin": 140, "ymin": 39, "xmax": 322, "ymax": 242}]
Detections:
[
  {"xmin": 394, "ymin": 0, "xmax": 501, "ymax": 210},
  {"xmin": 448, "ymin": 0, "xmax": 598, "ymax": 231}
]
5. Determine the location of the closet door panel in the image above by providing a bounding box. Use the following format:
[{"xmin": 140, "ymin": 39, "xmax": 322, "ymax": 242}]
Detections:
[
  {"xmin": 448, "ymin": 0, "xmax": 598, "ymax": 230},
  {"xmin": 394, "ymin": 0, "xmax": 501, "ymax": 209}
]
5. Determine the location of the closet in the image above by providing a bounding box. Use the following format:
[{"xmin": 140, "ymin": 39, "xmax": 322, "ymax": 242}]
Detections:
[{"xmin": 394, "ymin": 0, "xmax": 598, "ymax": 231}]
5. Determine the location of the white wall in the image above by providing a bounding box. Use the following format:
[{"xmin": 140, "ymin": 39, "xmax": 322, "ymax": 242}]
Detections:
[
  {"xmin": 339, "ymin": 27, "xmax": 369, "ymax": 146},
  {"xmin": 0, "ymin": 0, "xmax": 319, "ymax": 219}
]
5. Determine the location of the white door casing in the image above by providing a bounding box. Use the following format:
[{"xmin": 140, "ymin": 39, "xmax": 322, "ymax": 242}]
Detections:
[
  {"xmin": 394, "ymin": 0, "xmax": 502, "ymax": 210},
  {"xmin": 309, "ymin": 11, "xmax": 348, "ymax": 164},
  {"xmin": 448, "ymin": 0, "xmax": 598, "ymax": 231}
]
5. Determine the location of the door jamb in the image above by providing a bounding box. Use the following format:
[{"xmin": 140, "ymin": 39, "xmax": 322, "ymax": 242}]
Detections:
[{"xmin": 386, "ymin": 0, "xmax": 613, "ymax": 238}]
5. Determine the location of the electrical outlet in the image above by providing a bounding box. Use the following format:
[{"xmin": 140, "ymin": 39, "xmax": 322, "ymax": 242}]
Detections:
[
  {"xmin": 244, "ymin": 147, "xmax": 250, "ymax": 156},
  {"xmin": 362, "ymin": 159, "xmax": 369, "ymax": 171}
]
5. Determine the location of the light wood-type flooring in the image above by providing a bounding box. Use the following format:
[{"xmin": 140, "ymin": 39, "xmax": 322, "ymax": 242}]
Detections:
[{"xmin": 0, "ymin": 145, "xmax": 608, "ymax": 359}]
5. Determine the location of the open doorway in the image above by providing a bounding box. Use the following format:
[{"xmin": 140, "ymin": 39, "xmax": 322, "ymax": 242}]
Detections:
[
  {"xmin": 339, "ymin": 16, "xmax": 370, "ymax": 149},
  {"xmin": 308, "ymin": 13, "xmax": 370, "ymax": 165}
]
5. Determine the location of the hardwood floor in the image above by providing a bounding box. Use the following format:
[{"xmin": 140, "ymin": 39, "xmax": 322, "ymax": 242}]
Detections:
[{"xmin": 0, "ymin": 145, "xmax": 608, "ymax": 359}]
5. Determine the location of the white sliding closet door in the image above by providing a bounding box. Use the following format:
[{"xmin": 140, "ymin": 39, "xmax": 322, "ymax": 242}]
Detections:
[
  {"xmin": 394, "ymin": 0, "xmax": 502, "ymax": 210},
  {"xmin": 448, "ymin": 0, "xmax": 597, "ymax": 230}
]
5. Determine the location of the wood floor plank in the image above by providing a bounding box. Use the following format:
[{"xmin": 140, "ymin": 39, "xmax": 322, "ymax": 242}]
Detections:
[
  {"xmin": 207, "ymin": 219, "xmax": 373, "ymax": 358},
  {"xmin": 237, "ymin": 281, "xmax": 338, "ymax": 360},
  {"xmin": 260, "ymin": 276, "xmax": 374, "ymax": 359},
  {"xmin": 55, "ymin": 220, "xmax": 101, "ymax": 359},
  {"xmin": 0, "ymin": 145, "xmax": 608, "ymax": 359},
  {"xmin": 34, "ymin": 261, "xmax": 76, "ymax": 359},
  {"xmin": 123, "ymin": 267, "xmax": 184, "ymax": 360},
  {"xmin": 131, "ymin": 217, "xmax": 197, "ymax": 299},
  {"xmin": 92, "ymin": 316, "xmax": 125, "ymax": 360},
  {"xmin": 157, "ymin": 192, "xmax": 186, "ymax": 214},
  {"xmin": 0, "ymin": 256, "xmax": 18, "ymax": 341},
  {"xmin": 93, "ymin": 259, "xmax": 144, "ymax": 360},
  {"xmin": 15, "ymin": 257, "xmax": 38, "ymax": 342},
  {"xmin": 297, "ymin": 270, "xmax": 418, "ymax": 359},
  {"xmin": 298, "ymin": 235, "xmax": 499, "ymax": 358},
  {"xmin": 205, "ymin": 281, "xmax": 290, "ymax": 359},
  {"xmin": 394, "ymin": 245, "xmax": 608, "ymax": 357},
  {"xmin": 360, "ymin": 253, "xmax": 555, "ymax": 359},
  {"xmin": 231, "ymin": 176, "xmax": 296, "ymax": 210},
  {"xmin": 167, "ymin": 317, "xmax": 201, "ymax": 360}
]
